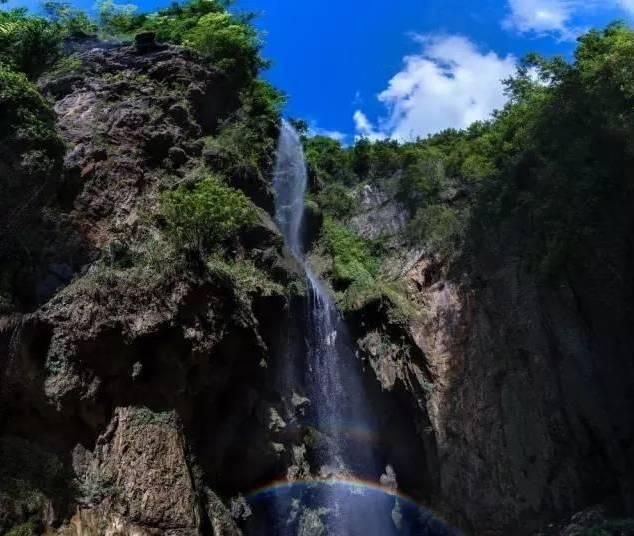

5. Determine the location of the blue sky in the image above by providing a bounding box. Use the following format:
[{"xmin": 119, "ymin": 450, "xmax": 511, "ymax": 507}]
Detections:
[
  {"xmin": 5, "ymin": 0, "xmax": 633, "ymax": 141},
  {"xmin": 237, "ymin": 0, "xmax": 630, "ymax": 142}
]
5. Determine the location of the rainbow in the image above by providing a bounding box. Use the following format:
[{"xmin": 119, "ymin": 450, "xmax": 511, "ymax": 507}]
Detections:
[
  {"xmin": 244, "ymin": 476, "xmax": 460, "ymax": 534},
  {"xmin": 246, "ymin": 475, "xmax": 421, "ymax": 508}
]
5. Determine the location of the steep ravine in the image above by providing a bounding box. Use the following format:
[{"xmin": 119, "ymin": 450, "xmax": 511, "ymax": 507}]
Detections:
[
  {"xmin": 1, "ymin": 33, "xmax": 633, "ymax": 536},
  {"xmin": 0, "ymin": 36, "xmax": 448, "ymax": 536}
]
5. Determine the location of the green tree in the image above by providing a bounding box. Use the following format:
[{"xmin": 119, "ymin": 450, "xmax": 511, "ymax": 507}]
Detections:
[
  {"xmin": 160, "ymin": 176, "xmax": 256, "ymax": 253},
  {"xmin": 43, "ymin": 1, "xmax": 97, "ymax": 35},
  {"xmin": 304, "ymin": 135, "xmax": 354, "ymax": 185},
  {"xmin": 97, "ymin": 0, "xmax": 141, "ymax": 37},
  {"xmin": 321, "ymin": 218, "xmax": 379, "ymax": 286},
  {"xmin": 316, "ymin": 182, "xmax": 355, "ymax": 220},
  {"xmin": 0, "ymin": 9, "xmax": 62, "ymax": 77},
  {"xmin": 351, "ymin": 137, "xmax": 371, "ymax": 178}
]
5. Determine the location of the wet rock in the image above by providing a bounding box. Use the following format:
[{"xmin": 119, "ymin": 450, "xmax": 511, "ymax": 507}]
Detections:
[
  {"xmin": 297, "ymin": 508, "xmax": 327, "ymax": 536},
  {"xmin": 229, "ymin": 494, "xmax": 252, "ymax": 522},
  {"xmin": 301, "ymin": 200, "xmax": 323, "ymax": 252},
  {"xmin": 145, "ymin": 129, "xmax": 177, "ymax": 160},
  {"xmin": 204, "ymin": 490, "xmax": 242, "ymax": 536},
  {"xmin": 135, "ymin": 32, "xmax": 165, "ymax": 54},
  {"xmin": 168, "ymin": 146, "xmax": 188, "ymax": 167},
  {"xmin": 380, "ymin": 465, "xmax": 398, "ymax": 491}
]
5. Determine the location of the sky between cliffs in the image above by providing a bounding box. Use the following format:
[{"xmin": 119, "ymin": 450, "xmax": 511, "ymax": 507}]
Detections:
[
  {"xmin": 237, "ymin": 0, "xmax": 633, "ymax": 142},
  {"xmin": 5, "ymin": 0, "xmax": 634, "ymax": 142}
]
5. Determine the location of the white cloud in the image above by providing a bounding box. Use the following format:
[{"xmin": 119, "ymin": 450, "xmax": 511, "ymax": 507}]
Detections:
[
  {"xmin": 504, "ymin": 0, "xmax": 634, "ymax": 38},
  {"xmin": 504, "ymin": 0, "xmax": 579, "ymax": 36},
  {"xmin": 309, "ymin": 124, "xmax": 347, "ymax": 143},
  {"xmin": 352, "ymin": 111, "xmax": 385, "ymax": 141},
  {"xmin": 354, "ymin": 35, "xmax": 516, "ymax": 141}
]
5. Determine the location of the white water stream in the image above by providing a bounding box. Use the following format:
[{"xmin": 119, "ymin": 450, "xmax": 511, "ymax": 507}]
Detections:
[{"xmin": 264, "ymin": 120, "xmax": 457, "ymax": 536}]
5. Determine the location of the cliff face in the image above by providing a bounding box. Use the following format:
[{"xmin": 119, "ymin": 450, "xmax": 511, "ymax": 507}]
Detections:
[
  {"xmin": 2, "ymin": 31, "xmax": 634, "ymax": 536},
  {"xmin": 348, "ymin": 185, "xmax": 634, "ymax": 534},
  {"xmin": 0, "ymin": 37, "xmax": 301, "ymax": 535}
]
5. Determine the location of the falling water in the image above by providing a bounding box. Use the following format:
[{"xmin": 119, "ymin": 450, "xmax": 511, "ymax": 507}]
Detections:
[{"xmin": 260, "ymin": 120, "xmax": 458, "ymax": 536}]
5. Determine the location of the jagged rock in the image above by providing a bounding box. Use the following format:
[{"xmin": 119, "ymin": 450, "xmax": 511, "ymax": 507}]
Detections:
[
  {"xmin": 348, "ymin": 215, "xmax": 634, "ymax": 533},
  {"xmin": 135, "ymin": 32, "xmax": 166, "ymax": 54},
  {"xmin": 349, "ymin": 183, "xmax": 408, "ymax": 241},
  {"xmin": 297, "ymin": 508, "xmax": 327, "ymax": 536},
  {"xmin": 168, "ymin": 146, "xmax": 188, "ymax": 167},
  {"xmin": 67, "ymin": 407, "xmax": 199, "ymax": 534},
  {"xmin": 0, "ymin": 36, "xmax": 300, "ymax": 527},
  {"xmin": 204, "ymin": 489, "xmax": 242, "ymax": 536}
]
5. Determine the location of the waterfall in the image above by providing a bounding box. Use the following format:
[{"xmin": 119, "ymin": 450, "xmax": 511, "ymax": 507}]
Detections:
[
  {"xmin": 273, "ymin": 121, "xmax": 308, "ymax": 257},
  {"xmin": 273, "ymin": 120, "xmax": 374, "ymax": 474},
  {"xmin": 262, "ymin": 120, "xmax": 457, "ymax": 536}
]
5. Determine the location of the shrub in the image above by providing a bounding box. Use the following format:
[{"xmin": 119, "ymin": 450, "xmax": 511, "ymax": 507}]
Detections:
[
  {"xmin": 43, "ymin": 1, "xmax": 98, "ymax": 35},
  {"xmin": 47, "ymin": 54, "xmax": 83, "ymax": 77},
  {"xmin": 0, "ymin": 9, "xmax": 62, "ymax": 77},
  {"xmin": 315, "ymin": 182, "xmax": 355, "ymax": 220},
  {"xmin": 97, "ymin": 0, "xmax": 141, "ymax": 37},
  {"xmin": 5, "ymin": 522, "xmax": 38, "ymax": 536},
  {"xmin": 160, "ymin": 176, "xmax": 256, "ymax": 253},
  {"xmin": 207, "ymin": 255, "xmax": 284, "ymax": 300},
  {"xmin": 407, "ymin": 204, "xmax": 464, "ymax": 257},
  {"xmin": 182, "ymin": 11, "xmax": 261, "ymax": 86},
  {"xmin": 0, "ymin": 65, "xmax": 61, "ymax": 148},
  {"xmin": 205, "ymin": 80, "xmax": 285, "ymax": 176},
  {"xmin": 0, "ymin": 65, "xmax": 64, "ymax": 228},
  {"xmin": 340, "ymin": 277, "xmax": 415, "ymax": 321},
  {"xmin": 320, "ymin": 218, "xmax": 379, "ymax": 286}
]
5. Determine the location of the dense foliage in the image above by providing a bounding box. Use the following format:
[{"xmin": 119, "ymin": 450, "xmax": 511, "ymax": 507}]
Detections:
[
  {"xmin": 0, "ymin": 66, "xmax": 64, "ymax": 175},
  {"xmin": 97, "ymin": 0, "xmax": 264, "ymax": 90},
  {"xmin": 306, "ymin": 23, "xmax": 634, "ymax": 283},
  {"xmin": 0, "ymin": 65, "xmax": 64, "ymax": 258},
  {"xmin": 320, "ymin": 218, "xmax": 379, "ymax": 287},
  {"xmin": 160, "ymin": 176, "xmax": 256, "ymax": 253},
  {"xmin": 0, "ymin": 9, "xmax": 62, "ymax": 76}
]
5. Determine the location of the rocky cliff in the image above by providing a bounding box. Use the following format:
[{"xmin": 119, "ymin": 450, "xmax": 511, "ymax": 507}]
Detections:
[
  {"xmin": 2, "ymin": 25, "xmax": 634, "ymax": 536},
  {"xmin": 0, "ymin": 36, "xmax": 305, "ymax": 535},
  {"xmin": 347, "ymin": 183, "xmax": 634, "ymax": 535}
]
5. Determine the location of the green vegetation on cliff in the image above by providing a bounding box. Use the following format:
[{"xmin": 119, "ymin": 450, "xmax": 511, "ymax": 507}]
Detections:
[
  {"xmin": 0, "ymin": 66, "xmax": 64, "ymax": 185},
  {"xmin": 0, "ymin": 0, "xmax": 286, "ymax": 314},
  {"xmin": 306, "ymin": 23, "xmax": 634, "ymax": 286},
  {"xmin": 161, "ymin": 175, "xmax": 256, "ymax": 253},
  {"xmin": 0, "ymin": 65, "xmax": 65, "ymax": 312},
  {"xmin": 98, "ymin": 0, "xmax": 265, "ymax": 91}
]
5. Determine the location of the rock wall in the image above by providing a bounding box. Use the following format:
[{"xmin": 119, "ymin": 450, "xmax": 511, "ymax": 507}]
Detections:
[
  {"xmin": 3, "ymin": 33, "xmax": 634, "ymax": 536},
  {"xmin": 343, "ymin": 180, "xmax": 634, "ymax": 534},
  {"xmin": 351, "ymin": 226, "xmax": 634, "ymax": 534},
  {"xmin": 0, "ymin": 36, "xmax": 297, "ymax": 535}
]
